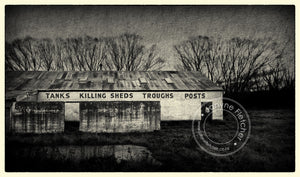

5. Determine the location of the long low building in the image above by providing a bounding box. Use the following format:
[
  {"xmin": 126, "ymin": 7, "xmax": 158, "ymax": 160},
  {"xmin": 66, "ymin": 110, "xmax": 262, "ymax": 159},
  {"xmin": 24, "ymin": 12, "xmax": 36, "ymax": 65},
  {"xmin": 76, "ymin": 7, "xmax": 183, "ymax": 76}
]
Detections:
[{"xmin": 5, "ymin": 71, "xmax": 223, "ymax": 133}]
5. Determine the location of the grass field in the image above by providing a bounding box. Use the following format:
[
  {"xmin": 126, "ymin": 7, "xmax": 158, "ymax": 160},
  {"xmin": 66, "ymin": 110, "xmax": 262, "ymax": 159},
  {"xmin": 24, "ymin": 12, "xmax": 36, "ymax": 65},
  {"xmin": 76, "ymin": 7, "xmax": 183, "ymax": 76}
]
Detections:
[{"xmin": 5, "ymin": 109, "xmax": 295, "ymax": 172}]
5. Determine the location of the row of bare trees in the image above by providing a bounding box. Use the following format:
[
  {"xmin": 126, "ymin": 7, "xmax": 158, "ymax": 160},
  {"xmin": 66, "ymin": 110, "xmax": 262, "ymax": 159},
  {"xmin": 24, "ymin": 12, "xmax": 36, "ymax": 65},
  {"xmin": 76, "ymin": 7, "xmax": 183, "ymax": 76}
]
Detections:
[
  {"xmin": 174, "ymin": 36, "xmax": 294, "ymax": 93},
  {"xmin": 6, "ymin": 33, "xmax": 294, "ymax": 93},
  {"xmin": 5, "ymin": 33, "xmax": 165, "ymax": 71}
]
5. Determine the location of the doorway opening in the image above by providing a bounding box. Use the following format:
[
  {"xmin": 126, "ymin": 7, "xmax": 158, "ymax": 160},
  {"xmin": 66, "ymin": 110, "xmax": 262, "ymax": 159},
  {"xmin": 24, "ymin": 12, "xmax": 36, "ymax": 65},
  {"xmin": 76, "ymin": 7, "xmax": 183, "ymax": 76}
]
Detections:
[
  {"xmin": 64, "ymin": 103, "xmax": 80, "ymax": 132},
  {"xmin": 201, "ymin": 102, "xmax": 212, "ymax": 122}
]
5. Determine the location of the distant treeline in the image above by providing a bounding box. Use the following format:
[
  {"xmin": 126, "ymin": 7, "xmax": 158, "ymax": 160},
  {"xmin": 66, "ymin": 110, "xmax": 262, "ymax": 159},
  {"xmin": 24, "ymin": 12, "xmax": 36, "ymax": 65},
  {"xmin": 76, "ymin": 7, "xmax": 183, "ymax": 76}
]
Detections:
[
  {"xmin": 5, "ymin": 33, "xmax": 165, "ymax": 72},
  {"xmin": 174, "ymin": 36, "xmax": 294, "ymax": 93},
  {"xmin": 6, "ymin": 33, "xmax": 294, "ymax": 94}
]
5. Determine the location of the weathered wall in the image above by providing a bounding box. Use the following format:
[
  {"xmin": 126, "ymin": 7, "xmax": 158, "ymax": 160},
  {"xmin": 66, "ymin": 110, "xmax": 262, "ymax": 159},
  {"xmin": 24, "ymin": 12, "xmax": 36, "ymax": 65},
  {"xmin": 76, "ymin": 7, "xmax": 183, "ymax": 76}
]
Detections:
[
  {"xmin": 159, "ymin": 92, "xmax": 223, "ymax": 120},
  {"xmin": 10, "ymin": 102, "xmax": 64, "ymax": 133},
  {"xmin": 8, "ymin": 91, "xmax": 223, "ymax": 133},
  {"xmin": 38, "ymin": 91, "xmax": 223, "ymax": 121},
  {"xmin": 80, "ymin": 101, "xmax": 160, "ymax": 133}
]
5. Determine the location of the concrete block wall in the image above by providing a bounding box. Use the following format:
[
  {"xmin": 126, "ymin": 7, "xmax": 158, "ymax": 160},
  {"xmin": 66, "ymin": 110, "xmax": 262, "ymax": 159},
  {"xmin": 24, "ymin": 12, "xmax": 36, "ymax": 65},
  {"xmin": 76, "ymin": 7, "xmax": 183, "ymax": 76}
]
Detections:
[
  {"xmin": 10, "ymin": 102, "xmax": 64, "ymax": 133},
  {"xmin": 79, "ymin": 101, "xmax": 160, "ymax": 133}
]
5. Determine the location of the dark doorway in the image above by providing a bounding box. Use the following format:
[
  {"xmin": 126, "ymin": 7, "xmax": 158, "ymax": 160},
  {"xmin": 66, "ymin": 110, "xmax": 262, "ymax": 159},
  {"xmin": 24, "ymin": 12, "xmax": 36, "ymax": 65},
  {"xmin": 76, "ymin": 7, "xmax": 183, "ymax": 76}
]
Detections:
[
  {"xmin": 201, "ymin": 102, "xmax": 212, "ymax": 121},
  {"xmin": 64, "ymin": 121, "xmax": 80, "ymax": 133}
]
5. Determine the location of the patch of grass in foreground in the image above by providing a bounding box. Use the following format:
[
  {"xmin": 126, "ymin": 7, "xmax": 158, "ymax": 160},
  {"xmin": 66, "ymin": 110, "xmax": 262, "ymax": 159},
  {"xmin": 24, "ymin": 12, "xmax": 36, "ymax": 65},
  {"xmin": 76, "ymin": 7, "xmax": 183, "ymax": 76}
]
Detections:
[{"xmin": 5, "ymin": 109, "xmax": 295, "ymax": 172}]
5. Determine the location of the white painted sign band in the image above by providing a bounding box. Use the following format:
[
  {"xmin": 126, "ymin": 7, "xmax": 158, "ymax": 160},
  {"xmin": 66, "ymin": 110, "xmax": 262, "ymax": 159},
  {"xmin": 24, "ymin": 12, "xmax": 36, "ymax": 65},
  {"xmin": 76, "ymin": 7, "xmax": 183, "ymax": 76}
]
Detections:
[{"xmin": 38, "ymin": 91, "xmax": 208, "ymax": 102}]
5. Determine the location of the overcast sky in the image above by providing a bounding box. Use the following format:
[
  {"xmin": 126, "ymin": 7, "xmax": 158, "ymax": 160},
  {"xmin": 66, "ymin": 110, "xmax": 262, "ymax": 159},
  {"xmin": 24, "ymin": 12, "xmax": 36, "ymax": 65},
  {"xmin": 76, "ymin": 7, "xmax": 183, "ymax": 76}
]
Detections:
[{"xmin": 5, "ymin": 5, "xmax": 295, "ymax": 70}]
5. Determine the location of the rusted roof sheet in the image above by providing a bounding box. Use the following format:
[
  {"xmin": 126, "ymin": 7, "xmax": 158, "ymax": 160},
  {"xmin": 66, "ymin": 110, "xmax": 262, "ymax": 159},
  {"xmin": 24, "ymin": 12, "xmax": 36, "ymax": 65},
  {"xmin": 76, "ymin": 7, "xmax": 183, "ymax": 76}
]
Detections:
[{"xmin": 5, "ymin": 71, "xmax": 223, "ymax": 100}]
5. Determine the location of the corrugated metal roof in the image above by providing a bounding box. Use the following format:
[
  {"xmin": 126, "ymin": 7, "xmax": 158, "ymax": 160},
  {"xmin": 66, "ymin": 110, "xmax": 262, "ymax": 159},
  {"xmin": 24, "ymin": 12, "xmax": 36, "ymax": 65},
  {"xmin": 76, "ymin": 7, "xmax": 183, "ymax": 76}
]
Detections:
[{"xmin": 5, "ymin": 71, "xmax": 223, "ymax": 100}]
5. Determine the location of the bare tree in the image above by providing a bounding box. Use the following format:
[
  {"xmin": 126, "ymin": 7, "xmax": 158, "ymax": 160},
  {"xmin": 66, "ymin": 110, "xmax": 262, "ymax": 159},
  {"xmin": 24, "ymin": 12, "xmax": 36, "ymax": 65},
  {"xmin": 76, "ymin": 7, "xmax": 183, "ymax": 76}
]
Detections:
[
  {"xmin": 283, "ymin": 68, "xmax": 295, "ymax": 91},
  {"xmin": 174, "ymin": 36, "xmax": 210, "ymax": 72},
  {"xmin": 54, "ymin": 38, "xmax": 67, "ymax": 71},
  {"xmin": 38, "ymin": 38, "xmax": 56, "ymax": 71},
  {"xmin": 83, "ymin": 36, "xmax": 108, "ymax": 71},
  {"xmin": 67, "ymin": 37, "xmax": 86, "ymax": 71},
  {"xmin": 204, "ymin": 37, "xmax": 224, "ymax": 83},
  {"xmin": 224, "ymin": 38, "xmax": 272, "ymax": 92},
  {"xmin": 6, "ymin": 34, "xmax": 163, "ymax": 71},
  {"xmin": 140, "ymin": 44, "xmax": 165, "ymax": 71},
  {"xmin": 107, "ymin": 33, "xmax": 164, "ymax": 71},
  {"xmin": 260, "ymin": 38, "xmax": 295, "ymax": 92},
  {"xmin": 175, "ymin": 36, "xmax": 283, "ymax": 93},
  {"xmin": 63, "ymin": 38, "xmax": 77, "ymax": 71},
  {"xmin": 65, "ymin": 36, "xmax": 109, "ymax": 71},
  {"xmin": 6, "ymin": 37, "xmax": 41, "ymax": 71},
  {"xmin": 5, "ymin": 42, "xmax": 23, "ymax": 71},
  {"xmin": 262, "ymin": 60, "xmax": 285, "ymax": 92}
]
